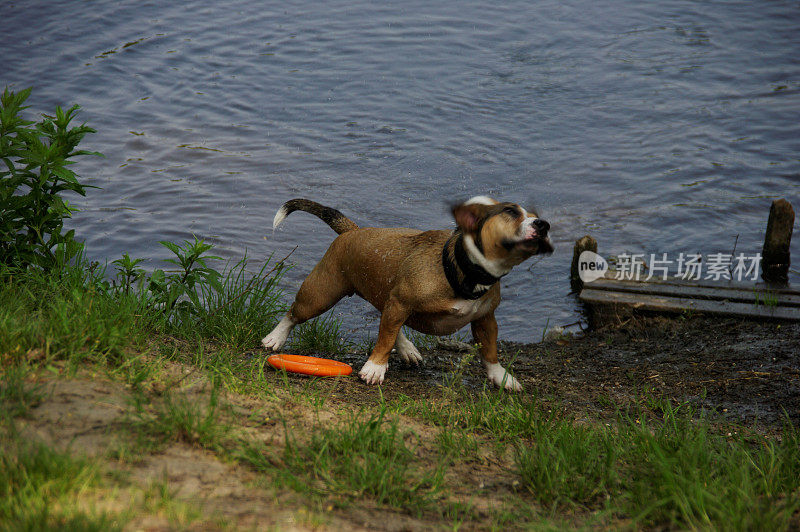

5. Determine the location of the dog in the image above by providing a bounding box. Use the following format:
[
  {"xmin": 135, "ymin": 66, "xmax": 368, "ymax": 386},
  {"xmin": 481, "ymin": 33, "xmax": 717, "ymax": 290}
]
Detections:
[{"xmin": 262, "ymin": 196, "xmax": 553, "ymax": 390}]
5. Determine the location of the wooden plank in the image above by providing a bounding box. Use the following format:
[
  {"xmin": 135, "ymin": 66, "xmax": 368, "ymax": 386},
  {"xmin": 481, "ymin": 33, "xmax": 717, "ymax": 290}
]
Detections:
[
  {"xmin": 586, "ymin": 278, "xmax": 800, "ymax": 307},
  {"xmin": 596, "ymin": 270, "xmax": 800, "ymax": 295},
  {"xmin": 579, "ymin": 288, "xmax": 800, "ymax": 321}
]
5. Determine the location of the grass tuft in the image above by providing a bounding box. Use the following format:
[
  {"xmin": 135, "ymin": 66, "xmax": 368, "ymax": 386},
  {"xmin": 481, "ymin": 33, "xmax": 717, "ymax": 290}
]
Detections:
[
  {"xmin": 0, "ymin": 364, "xmax": 45, "ymax": 419},
  {"xmin": 277, "ymin": 405, "xmax": 443, "ymax": 512},
  {"xmin": 0, "ymin": 436, "xmax": 123, "ymax": 531},
  {"xmin": 514, "ymin": 417, "xmax": 618, "ymax": 508},
  {"xmin": 435, "ymin": 427, "xmax": 481, "ymax": 464},
  {"xmin": 127, "ymin": 386, "xmax": 231, "ymax": 452},
  {"xmin": 289, "ymin": 313, "xmax": 352, "ymax": 354},
  {"xmin": 175, "ymin": 254, "xmax": 288, "ymax": 350}
]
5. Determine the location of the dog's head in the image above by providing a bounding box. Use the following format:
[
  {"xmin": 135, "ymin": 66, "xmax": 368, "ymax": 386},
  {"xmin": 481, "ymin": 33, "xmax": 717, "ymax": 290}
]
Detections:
[{"xmin": 452, "ymin": 196, "xmax": 553, "ymax": 276}]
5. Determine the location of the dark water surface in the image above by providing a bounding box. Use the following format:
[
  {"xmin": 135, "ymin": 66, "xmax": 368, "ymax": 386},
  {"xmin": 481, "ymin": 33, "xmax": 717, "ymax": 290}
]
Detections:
[{"xmin": 3, "ymin": 1, "xmax": 799, "ymax": 341}]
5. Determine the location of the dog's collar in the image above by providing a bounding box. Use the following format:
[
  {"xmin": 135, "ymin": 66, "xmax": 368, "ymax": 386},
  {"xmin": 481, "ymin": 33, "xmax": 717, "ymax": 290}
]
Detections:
[{"xmin": 442, "ymin": 231, "xmax": 501, "ymax": 300}]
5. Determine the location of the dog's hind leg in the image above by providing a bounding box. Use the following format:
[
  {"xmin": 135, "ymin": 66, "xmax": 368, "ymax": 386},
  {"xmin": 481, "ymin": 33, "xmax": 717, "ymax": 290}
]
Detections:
[
  {"xmin": 262, "ymin": 250, "xmax": 353, "ymax": 352},
  {"xmin": 394, "ymin": 329, "xmax": 423, "ymax": 365},
  {"xmin": 261, "ymin": 313, "xmax": 297, "ymax": 351}
]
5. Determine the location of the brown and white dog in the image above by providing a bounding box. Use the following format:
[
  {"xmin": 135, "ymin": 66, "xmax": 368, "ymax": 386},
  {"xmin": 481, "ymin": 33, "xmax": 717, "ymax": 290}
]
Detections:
[{"xmin": 262, "ymin": 196, "xmax": 552, "ymax": 390}]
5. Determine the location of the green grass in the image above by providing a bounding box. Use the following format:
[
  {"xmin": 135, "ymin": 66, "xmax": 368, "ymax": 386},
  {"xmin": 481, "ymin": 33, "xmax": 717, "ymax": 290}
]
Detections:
[
  {"xmin": 174, "ymin": 254, "xmax": 288, "ymax": 349},
  {"xmin": 0, "ymin": 363, "xmax": 45, "ymax": 418},
  {"xmin": 2, "ymin": 258, "xmax": 800, "ymax": 530},
  {"xmin": 233, "ymin": 400, "xmax": 445, "ymax": 514},
  {"xmin": 396, "ymin": 385, "xmax": 544, "ymax": 442},
  {"xmin": 289, "ymin": 313, "xmax": 353, "ymax": 354},
  {"xmin": 0, "ymin": 417, "xmax": 207, "ymax": 530},
  {"xmin": 138, "ymin": 384, "xmax": 446, "ymax": 514},
  {"xmin": 126, "ymin": 385, "xmax": 232, "ymax": 453},
  {"xmin": 0, "ymin": 266, "xmax": 151, "ymax": 368},
  {"xmin": 435, "ymin": 426, "xmax": 481, "ymax": 464},
  {"xmin": 0, "ymin": 240, "xmax": 351, "ymax": 371},
  {"xmin": 140, "ymin": 475, "xmax": 205, "ymax": 528},
  {"xmin": 276, "ymin": 404, "xmax": 444, "ymax": 512},
  {"xmin": 392, "ymin": 381, "xmax": 800, "ymax": 529},
  {"xmin": 402, "ymin": 327, "xmax": 445, "ymax": 351},
  {"xmin": 195, "ymin": 347, "xmax": 280, "ymax": 399},
  {"xmin": 0, "ymin": 433, "xmax": 124, "ymax": 531},
  {"xmin": 616, "ymin": 404, "xmax": 800, "ymax": 529},
  {"xmin": 753, "ymin": 288, "xmax": 779, "ymax": 308},
  {"xmin": 106, "ymin": 350, "xmax": 169, "ymax": 392},
  {"xmin": 513, "ymin": 417, "xmax": 618, "ymax": 509}
]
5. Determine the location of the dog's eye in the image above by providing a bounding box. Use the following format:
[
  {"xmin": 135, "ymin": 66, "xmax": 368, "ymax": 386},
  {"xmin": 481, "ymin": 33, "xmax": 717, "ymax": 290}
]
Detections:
[{"xmin": 503, "ymin": 206, "xmax": 520, "ymax": 217}]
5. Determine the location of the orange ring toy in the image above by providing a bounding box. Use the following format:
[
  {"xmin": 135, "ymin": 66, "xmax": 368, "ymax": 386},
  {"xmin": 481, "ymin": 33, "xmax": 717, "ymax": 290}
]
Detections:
[{"xmin": 267, "ymin": 354, "xmax": 353, "ymax": 377}]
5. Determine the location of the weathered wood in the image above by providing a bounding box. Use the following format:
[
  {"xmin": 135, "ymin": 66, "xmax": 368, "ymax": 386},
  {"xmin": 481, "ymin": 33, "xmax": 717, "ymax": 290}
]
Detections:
[
  {"xmin": 593, "ymin": 270, "xmax": 800, "ymax": 295},
  {"xmin": 580, "ymin": 287, "xmax": 800, "ymax": 324},
  {"xmin": 587, "ymin": 277, "xmax": 800, "ymax": 307},
  {"xmin": 577, "ymin": 201, "xmax": 797, "ymax": 326},
  {"xmin": 761, "ymin": 198, "xmax": 794, "ymax": 285},
  {"xmin": 580, "ymin": 274, "xmax": 800, "ymax": 326},
  {"xmin": 570, "ymin": 235, "xmax": 597, "ymax": 292}
]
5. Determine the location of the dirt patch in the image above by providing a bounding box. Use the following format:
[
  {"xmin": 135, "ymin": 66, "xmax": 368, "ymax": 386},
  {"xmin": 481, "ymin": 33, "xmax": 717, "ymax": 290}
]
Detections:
[
  {"xmin": 273, "ymin": 315, "xmax": 800, "ymax": 428},
  {"xmin": 9, "ymin": 373, "xmax": 362, "ymax": 530},
  {"xmin": 19, "ymin": 376, "xmax": 130, "ymax": 456},
  {"xmin": 12, "ymin": 367, "xmax": 525, "ymax": 531},
  {"xmin": 514, "ymin": 316, "xmax": 800, "ymax": 427}
]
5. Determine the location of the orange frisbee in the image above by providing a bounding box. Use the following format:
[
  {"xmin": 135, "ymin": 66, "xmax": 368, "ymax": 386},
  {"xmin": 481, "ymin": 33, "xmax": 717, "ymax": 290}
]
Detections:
[{"xmin": 267, "ymin": 354, "xmax": 353, "ymax": 377}]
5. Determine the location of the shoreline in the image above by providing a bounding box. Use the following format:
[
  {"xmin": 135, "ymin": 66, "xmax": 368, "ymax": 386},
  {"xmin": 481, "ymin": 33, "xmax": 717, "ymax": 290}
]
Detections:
[{"xmin": 313, "ymin": 313, "xmax": 800, "ymax": 429}]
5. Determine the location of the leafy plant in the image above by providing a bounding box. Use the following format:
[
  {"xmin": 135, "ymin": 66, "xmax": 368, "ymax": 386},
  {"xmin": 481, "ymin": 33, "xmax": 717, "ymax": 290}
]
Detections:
[
  {"xmin": 138, "ymin": 238, "xmax": 288, "ymax": 347},
  {"xmin": 111, "ymin": 252, "xmax": 146, "ymax": 294},
  {"xmin": 0, "ymin": 87, "xmax": 100, "ymax": 268},
  {"xmin": 146, "ymin": 237, "xmax": 223, "ymax": 318}
]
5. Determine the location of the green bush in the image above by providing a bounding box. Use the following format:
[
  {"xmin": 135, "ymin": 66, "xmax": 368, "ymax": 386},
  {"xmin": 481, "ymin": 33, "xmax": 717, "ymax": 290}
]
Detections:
[
  {"xmin": 0, "ymin": 86, "xmax": 328, "ymax": 353},
  {"xmin": 124, "ymin": 237, "xmax": 288, "ymax": 348},
  {"xmin": 0, "ymin": 87, "xmax": 99, "ymax": 268}
]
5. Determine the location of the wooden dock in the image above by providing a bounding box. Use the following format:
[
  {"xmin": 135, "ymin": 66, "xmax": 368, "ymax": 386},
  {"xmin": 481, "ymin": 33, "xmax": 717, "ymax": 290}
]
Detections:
[
  {"xmin": 574, "ymin": 198, "xmax": 797, "ymax": 326},
  {"xmin": 579, "ymin": 274, "xmax": 800, "ymax": 325}
]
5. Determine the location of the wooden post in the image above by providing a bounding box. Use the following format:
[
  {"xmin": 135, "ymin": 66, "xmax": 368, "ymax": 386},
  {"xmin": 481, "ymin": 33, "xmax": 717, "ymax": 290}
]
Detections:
[
  {"xmin": 571, "ymin": 235, "xmax": 597, "ymax": 292},
  {"xmin": 761, "ymin": 199, "xmax": 794, "ymax": 286}
]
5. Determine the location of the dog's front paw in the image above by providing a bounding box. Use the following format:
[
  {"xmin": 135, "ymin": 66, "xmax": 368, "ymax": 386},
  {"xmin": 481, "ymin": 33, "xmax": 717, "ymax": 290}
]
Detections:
[
  {"xmin": 359, "ymin": 360, "xmax": 388, "ymax": 385},
  {"xmin": 485, "ymin": 363, "xmax": 523, "ymax": 392}
]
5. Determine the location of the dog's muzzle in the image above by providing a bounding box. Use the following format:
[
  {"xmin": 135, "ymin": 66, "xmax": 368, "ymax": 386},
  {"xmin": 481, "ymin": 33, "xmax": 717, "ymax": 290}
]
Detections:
[{"xmin": 503, "ymin": 218, "xmax": 554, "ymax": 254}]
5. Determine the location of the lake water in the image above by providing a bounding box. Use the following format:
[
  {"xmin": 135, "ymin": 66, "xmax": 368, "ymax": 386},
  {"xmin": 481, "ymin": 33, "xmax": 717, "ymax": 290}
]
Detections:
[{"xmin": 3, "ymin": 0, "xmax": 799, "ymax": 342}]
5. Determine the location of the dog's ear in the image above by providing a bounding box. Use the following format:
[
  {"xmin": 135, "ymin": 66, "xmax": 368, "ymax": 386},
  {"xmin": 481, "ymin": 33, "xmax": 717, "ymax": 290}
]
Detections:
[{"xmin": 452, "ymin": 202, "xmax": 489, "ymax": 233}]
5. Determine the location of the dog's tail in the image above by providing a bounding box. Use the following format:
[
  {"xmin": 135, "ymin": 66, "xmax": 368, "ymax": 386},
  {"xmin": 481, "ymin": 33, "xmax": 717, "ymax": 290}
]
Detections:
[{"xmin": 273, "ymin": 199, "xmax": 359, "ymax": 235}]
